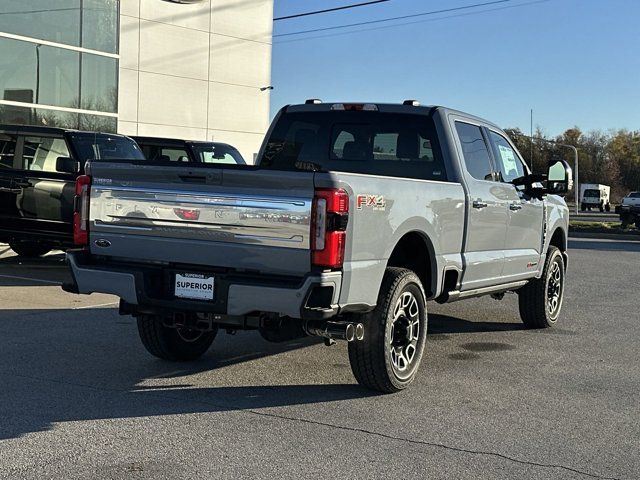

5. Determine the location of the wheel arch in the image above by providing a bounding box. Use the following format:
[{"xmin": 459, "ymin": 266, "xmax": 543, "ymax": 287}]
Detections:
[{"xmin": 385, "ymin": 230, "xmax": 438, "ymax": 299}]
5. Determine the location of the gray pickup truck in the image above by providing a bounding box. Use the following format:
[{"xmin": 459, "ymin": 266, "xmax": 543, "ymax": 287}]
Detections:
[{"xmin": 64, "ymin": 101, "xmax": 572, "ymax": 393}]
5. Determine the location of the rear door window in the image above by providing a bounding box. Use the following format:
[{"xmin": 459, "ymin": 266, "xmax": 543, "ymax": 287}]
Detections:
[
  {"xmin": 0, "ymin": 133, "xmax": 17, "ymax": 169},
  {"xmin": 23, "ymin": 136, "xmax": 70, "ymax": 172},
  {"xmin": 260, "ymin": 111, "xmax": 447, "ymax": 181},
  {"xmin": 454, "ymin": 122, "xmax": 494, "ymax": 181}
]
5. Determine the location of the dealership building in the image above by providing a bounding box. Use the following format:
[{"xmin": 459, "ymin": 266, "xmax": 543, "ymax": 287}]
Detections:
[{"xmin": 0, "ymin": 0, "xmax": 274, "ymax": 160}]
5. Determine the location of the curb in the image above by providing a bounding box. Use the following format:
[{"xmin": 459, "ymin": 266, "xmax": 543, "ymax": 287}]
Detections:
[{"xmin": 569, "ymin": 231, "xmax": 640, "ymax": 242}]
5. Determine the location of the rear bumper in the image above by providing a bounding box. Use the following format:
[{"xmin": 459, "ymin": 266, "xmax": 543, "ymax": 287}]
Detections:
[{"xmin": 64, "ymin": 251, "xmax": 342, "ymax": 319}]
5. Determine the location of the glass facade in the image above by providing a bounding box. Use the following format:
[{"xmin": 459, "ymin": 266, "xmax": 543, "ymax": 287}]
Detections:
[{"xmin": 0, "ymin": 1, "xmax": 119, "ymax": 131}]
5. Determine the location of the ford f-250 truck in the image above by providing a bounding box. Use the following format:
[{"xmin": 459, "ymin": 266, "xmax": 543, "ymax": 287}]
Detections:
[{"xmin": 63, "ymin": 101, "xmax": 572, "ymax": 393}]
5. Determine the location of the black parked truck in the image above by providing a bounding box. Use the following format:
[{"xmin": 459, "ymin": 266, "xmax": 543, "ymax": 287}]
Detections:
[{"xmin": 0, "ymin": 125, "xmax": 145, "ymax": 257}]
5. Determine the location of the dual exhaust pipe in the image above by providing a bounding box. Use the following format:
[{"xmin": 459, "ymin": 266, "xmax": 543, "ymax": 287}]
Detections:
[{"xmin": 304, "ymin": 320, "xmax": 365, "ymax": 342}]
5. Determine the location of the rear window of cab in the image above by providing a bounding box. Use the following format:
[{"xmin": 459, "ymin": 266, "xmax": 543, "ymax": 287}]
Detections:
[{"xmin": 259, "ymin": 111, "xmax": 448, "ymax": 182}]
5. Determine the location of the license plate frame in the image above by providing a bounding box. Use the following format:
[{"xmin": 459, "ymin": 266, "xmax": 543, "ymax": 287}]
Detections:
[{"xmin": 174, "ymin": 273, "xmax": 215, "ymax": 301}]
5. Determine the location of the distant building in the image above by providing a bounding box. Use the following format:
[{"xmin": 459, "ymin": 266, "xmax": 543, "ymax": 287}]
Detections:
[{"xmin": 0, "ymin": 0, "xmax": 273, "ymax": 161}]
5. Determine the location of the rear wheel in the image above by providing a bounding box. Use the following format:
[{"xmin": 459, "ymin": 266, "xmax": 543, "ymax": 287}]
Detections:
[
  {"xmin": 348, "ymin": 268, "xmax": 427, "ymax": 393},
  {"xmin": 599, "ymin": 202, "xmax": 604, "ymax": 212},
  {"xmin": 137, "ymin": 314, "xmax": 217, "ymax": 361},
  {"xmin": 605, "ymin": 203, "xmax": 611, "ymax": 212},
  {"xmin": 9, "ymin": 242, "xmax": 52, "ymax": 258},
  {"xmin": 518, "ymin": 246, "xmax": 565, "ymax": 328}
]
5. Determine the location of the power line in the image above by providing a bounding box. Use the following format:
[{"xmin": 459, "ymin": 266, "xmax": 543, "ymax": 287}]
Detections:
[
  {"xmin": 274, "ymin": 0, "xmax": 548, "ymax": 44},
  {"xmin": 274, "ymin": 0, "xmax": 512, "ymax": 37},
  {"xmin": 274, "ymin": 1, "xmax": 391, "ymax": 22}
]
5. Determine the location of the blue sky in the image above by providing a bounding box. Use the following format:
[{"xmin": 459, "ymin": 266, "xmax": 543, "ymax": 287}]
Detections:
[{"xmin": 271, "ymin": 0, "xmax": 639, "ymax": 136}]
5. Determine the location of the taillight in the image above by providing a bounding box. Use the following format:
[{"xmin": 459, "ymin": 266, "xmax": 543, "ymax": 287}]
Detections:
[
  {"xmin": 312, "ymin": 188, "xmax": 349, "ymax": 268},
  {"xmin": 73, "ymin": 175, "xmax": 91, "ymax": 245}
]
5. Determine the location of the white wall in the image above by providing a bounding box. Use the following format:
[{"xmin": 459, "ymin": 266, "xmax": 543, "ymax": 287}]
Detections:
[{"xmin": 117, "ymin": 0, "xmax": 273, "ymax": 162}]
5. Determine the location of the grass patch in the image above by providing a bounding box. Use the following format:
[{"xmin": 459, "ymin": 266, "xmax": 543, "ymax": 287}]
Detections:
[{"xmin": 569, "ymin": 220, "xmax": 639, "ymax": 235}]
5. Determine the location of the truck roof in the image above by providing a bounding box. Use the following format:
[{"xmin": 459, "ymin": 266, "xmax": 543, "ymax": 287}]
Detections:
[
  {"xmin": 0, "ymin": 123, "xmax": 130, "ymax": 138},
  {"xmin": 282, "ymin": 102, "xmax": 501, "ymax": 130},
  {"xmin": 131, "ymin": 136, "xmax": 237, "ymax": 149}
]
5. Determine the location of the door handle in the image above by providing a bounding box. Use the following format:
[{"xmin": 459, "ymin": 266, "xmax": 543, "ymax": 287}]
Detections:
[
  {"xmin": 0, "ymin": 187, "xmax": 21, "ymax": 194},
  {"xmin": 509, "ymin": 202, "xmax": 523, "ymax": 211},
  {"xmin": 472, "ymin": 200, "xmax": 488, "ymax": 209}
]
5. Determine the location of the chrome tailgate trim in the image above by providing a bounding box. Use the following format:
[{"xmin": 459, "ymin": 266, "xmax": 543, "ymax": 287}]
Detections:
[{"xmin": 89, "ymin": 186, "xmax": 312, "ymax": 249}]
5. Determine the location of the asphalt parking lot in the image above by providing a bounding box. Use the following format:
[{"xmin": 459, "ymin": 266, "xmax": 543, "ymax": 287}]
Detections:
[{"xmin": 0, "ymin": 239, "xmax": 638, "ymax": 480}]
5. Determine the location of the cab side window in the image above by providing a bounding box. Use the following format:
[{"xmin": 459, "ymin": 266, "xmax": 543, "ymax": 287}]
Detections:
[
  {"xmin": 455, "ymin": 122, "xmax": 494, "ymax": 181},
  {"xmin": 0, "ymin": 133, "xmax": 17, "ymax": 169},
  {"xmin": 488, "ymin": 131, "xmax": 526, "ymax": 183},
  {"xmin": 23, "ymin": 136, "xmax": 70, "ymax": 172}
]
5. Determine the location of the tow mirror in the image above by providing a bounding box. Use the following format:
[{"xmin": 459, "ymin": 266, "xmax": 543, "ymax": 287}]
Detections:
[
  {"xmin": 545, "ymin": 159, "xmax": 573, "ymax": 196},
  {"xmin": 56, "ymin": 156, "xmax": 80, "ymax": 174}
]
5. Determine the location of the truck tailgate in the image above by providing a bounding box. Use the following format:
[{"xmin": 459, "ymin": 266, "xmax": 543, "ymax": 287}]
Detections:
[{"xmin": 87, "ymin": 162, "xmax": 314, "ymax": 276}]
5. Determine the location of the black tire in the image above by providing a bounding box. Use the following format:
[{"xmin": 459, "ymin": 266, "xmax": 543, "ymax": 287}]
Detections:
[
  {"xmin": 599, "ymin": 202, "xmax": 604, "ymax": 212},
  {"xmin": 580, "ymin": 203, "xmax": 585, "ymax": 211},
  {"xmin": 605, "ymin": 203, "xmax": 611, "ymax": 212},
  {"xmin": 348, "ymin": 267, "xmax": 428, "ymax": 393},
  {"xmin": 9, "ymin": 242, "xmax": 52, "ymax": 258},
  {"xmin": 518, "ymin": 246, "xmax": 565, "ymax": 328},
  {"xmin": 137, "ymin": 314, "xmax": 217, "ymax": 361}
]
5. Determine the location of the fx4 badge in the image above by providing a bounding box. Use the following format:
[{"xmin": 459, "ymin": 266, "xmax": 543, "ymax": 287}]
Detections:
[{"xmin": 356, "ymin": 194, "xmax": 386, "ymax": 211}]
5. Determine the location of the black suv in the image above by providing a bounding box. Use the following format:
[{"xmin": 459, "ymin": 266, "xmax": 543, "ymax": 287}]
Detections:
[
  {"xmin": 132, "ymin": 136, "xmax": 246, "ymax": 165},
  {"xmin": 0, "ymin": 124, "xmax": 144, "ymax": 257}
]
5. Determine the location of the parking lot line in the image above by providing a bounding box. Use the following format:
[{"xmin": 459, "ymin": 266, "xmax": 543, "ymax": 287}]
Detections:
[
  {"xmin": 72, "ymin": 302, "xmax": 118, "ymax": 310},
  {"xmin": 0, "ymin": 274, "xmax": 62, "ymax": 285}
]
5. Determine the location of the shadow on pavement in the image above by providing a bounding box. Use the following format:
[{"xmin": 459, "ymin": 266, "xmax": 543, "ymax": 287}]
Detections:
[
  {"xmin": 0, "ymin": 303, "xmax": 527, "ymax": 441},
  {"xmin": 0, "ymin": 307, "xmax": 378, "ymax": 440},
  {"xmin": 428, "ymin": 313, "xmax": 524, "ymax": 335},
  {"xmin": 0, "ymin": 250, "xmax": 69, "ymax": 285}
]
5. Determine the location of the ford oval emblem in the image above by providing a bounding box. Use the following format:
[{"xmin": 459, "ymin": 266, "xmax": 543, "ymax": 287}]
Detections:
[{"xmin": 94, "ymin": 239, "xmax": 112, "ymax": 248}]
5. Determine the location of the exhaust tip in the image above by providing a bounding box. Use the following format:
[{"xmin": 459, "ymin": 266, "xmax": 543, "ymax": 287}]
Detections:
[
  {"xmin": 355, "ymin": 323, "xmax": 364, "ymax": 341},
  {"xmin": 345, "ymin": 323, "xmax": 355, "ymax": 342}
]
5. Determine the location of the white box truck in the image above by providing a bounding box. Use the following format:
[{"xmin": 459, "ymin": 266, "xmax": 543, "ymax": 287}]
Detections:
[{"xmin": 580, "ymin": 184, "xmax": 611, "ymax": 212}]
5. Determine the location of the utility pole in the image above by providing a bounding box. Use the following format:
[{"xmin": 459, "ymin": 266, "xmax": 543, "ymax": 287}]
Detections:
[{"xmin": 530, "ymin": 109, "xmax": 533, "ymax": 171}]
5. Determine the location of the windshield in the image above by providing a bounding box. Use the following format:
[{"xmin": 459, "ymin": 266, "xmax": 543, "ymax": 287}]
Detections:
[
  {"xmin": 584, "ymin": 189, "xmax": 600, "ymax": 198},
  {"xmin": 192, "ymin": 143, "xmax": 246, "ymax": 165},
  {"xmin": 628, "ymin": 192, "xmax": 640, "ymax": 198},
  {"xmin": 69, "ymin": 133, "xmax": 145, "ymax": 162}
]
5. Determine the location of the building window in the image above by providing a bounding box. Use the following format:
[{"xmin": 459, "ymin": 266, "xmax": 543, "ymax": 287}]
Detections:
[
  {"xmin": 81, "ymin": 53, "xmax": 118, "ymax": 113},
  {"xmin": 0, "ymin": 1, "xmax": 82, "ymax": 48},
  {"xmin": 0, "ymin": 37, "xmax": 80, "ymax": 109},
  {"xmin": 0, "ymin": 0, "xmax": 119, "ymax": 131},
  {"xmin": 82, "ymin": 0, "xmax": 119, "ymax": 54}
]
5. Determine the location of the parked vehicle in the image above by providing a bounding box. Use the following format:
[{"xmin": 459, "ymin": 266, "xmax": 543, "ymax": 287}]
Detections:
[
  {"xmin": 619, "ymin": 191, "xmax": 640, "ymax": 228},
  {"xmin": 0, "ymin": 125, "xmax": 145, "ymax": 257},
  {"xmin": 63, "ymin": 101, "xmax": 572, "ymax": 393},
  {"xmin": 580, "ymin": 183, "xmax": 611, "ymax": 212},
  {"xmin": 132, "ymin": 137, "xmax": 246, "ymax": 165}
]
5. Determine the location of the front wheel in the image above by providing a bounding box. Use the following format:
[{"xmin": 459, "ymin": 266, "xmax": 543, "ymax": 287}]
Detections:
[
  {"xmin": 137, "ymin": 315, "xmax": 217, "ymax": 361},
  {"xmin": 9, "ymin": 242, "xmax": 52, "ymax": 258},
  {"xmin": 518, "ymin": 246, "xmax": 565, "ymax": 328},
  {"xmin": 348, "ymin": 268, "xmax": 428, "ymax": 393}
]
